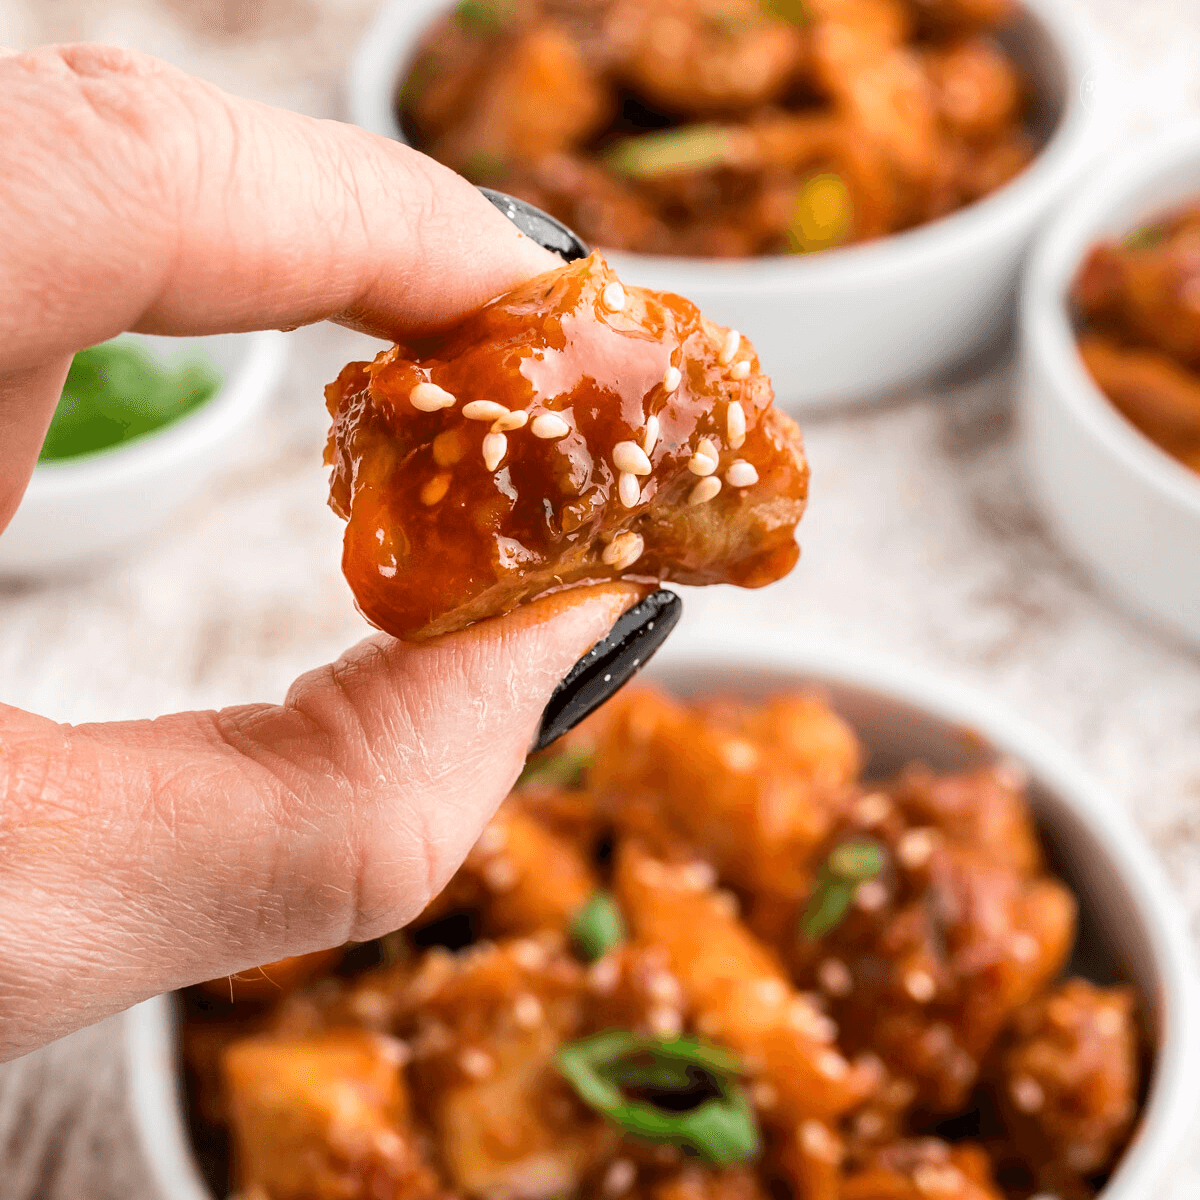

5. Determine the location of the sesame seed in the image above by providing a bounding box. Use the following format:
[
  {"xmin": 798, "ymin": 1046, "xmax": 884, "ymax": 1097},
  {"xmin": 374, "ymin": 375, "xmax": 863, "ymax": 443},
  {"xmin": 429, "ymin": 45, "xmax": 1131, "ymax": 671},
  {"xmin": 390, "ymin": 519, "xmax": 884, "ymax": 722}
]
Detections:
[
  {"xmin": 1011, "ymin": 932, "xmax": 1039, "ymax": 964},
  {"xmin": 602, "ymin": 281, "xmax": 627, "ymax": 313},
  {"xmin": 482, "ymin": 432, "xmax": 507, "ymax": 472},
  {"xmin": 492, "ymin": 409, "xmax": 528, "ymax": 432},
  {"xmin": 420, "ymin": 473, "xmax": 451, "ymax": 506},
  {"xmin": 817, "ymin": 1050, "xmax": 849, "ymax": 1080},
  {"xmin": 799, "ymin": 1120, "xmax": 842, "ymax": 1164},
  {"xmin": 463, "ymin": 400, "xmax": 509, "ymax": 422},
  {"xmin": 688, "ymin": 477, "xmax": 722, "ymax": 505},
  {"xmin": 725, "ymin": 460, "xmax": 759, "ymax": 488},
  {"xmin": 680, "ymin": 860, "xmax": 717, "ymax": 890},
  {"xmin": 635, "ymin": 858, "xmax": 667, "ymax": 887},
  {"xmin": 512, "ymin": 993, "xmax": 544, "ymax": 1029},
  {"xmin": 696, "ymin": 437, "xmax": 718, "ymax": 461},
  {"xmin": 618, "ymin": 472, "xmax": 641, "ymax": 509},
  {"xmin": 511, "ymin": 938, "xmax": 548, "ymax": 971},
  {"xmin": 755, "ymin": 978, "xmax": 789, "ymax": 1007},
  {"xmin": 854, "ymin": 880, "xmax": 888, "ymax": 912},
  {"xmin": 374, "ymin": 1035, "xmax": 412, "ymax": 1067},
  {"xmin": 475, "ymin": 824, "xmax": 507, "ymax": 855},
  {"xmin": 646, "ymin": 972, "xmax": 683, "ymax": 1005},
  {"xmin": 897, "ymin": 828, "xmax": 937, "ymax": 869},
  {"xmin": 719, "ymin": 329, "xmax": 741, "ymax": 365},
  {"xmin": 1029, "ymin": 1195, "xmax": 1061, "ymax": 1200},
  {"xmin": 853, "ymin": 1110, "xmax": 886, "ymax": 1140},
  {"xmin": 412, "ymin": 1020, "xmax": 451, "ymax": 1058},
  {"xmin": 730, "ymin": 360, "xmax": 751, "ymax": 380},
  {"xmin": 1011, "ymin": 1074, "xmax": 1045, "ymax": 1113},
  {"xmin": 458, "ymin": 1048, "xmax": 494, "ymax": 1080},
  {"xmin": 663, "ymin": 365, "xmax": 682, "ymax": 394},
  {"xmin": 410, "ymin": 381, "xmax": 457, "ymax": 412},
  {"xmin": 642, "ymin": 414, "xmax": 660, "ymax": 455},
  {"xmin": 432, "ymin": 429, "xmax": 465, "ymax": 466},
  {"xmin": 613, "ymin": 440, "xmax": 652, "ymax": 476},
  {"xmin": 752, "ymin": 1081, "xmax": 778, "ymax": 1109},
  {"xmin": 587, "ymin": 955, "xmax": 621, "ymax": 994},
  {"xmin": 854, "ymin": 792, "xmax": 891, "ymax": 826},
  {"xmin": 603, "ymin": 1159, "xmax": 637, "ymax": 1197},
  {"xmin": 483, "ymin": 857, "xmax": 518, "ymax": 892},
  {"xmin": 904, "ymin": 970, "xmax": 937, "ymax": 1004},
  {"xmin": 688, "ymin": 451, "xmax": 718, "ymax": 477},
  {"xmin": 531, "ymin": 413, "xmax": 570, "ymax": 439},
  {"xmin": 912, "ymin": 1164, "xmax": 963, "ymax": 1196},
  {"xmin": 818, "ymin": 958, "xmax": 853, "ymax": 998},
  {"xmin": 647, "ymin": 1006, "xmax": 683, "ymax": 1037},
  {"xmin": 602, "ymin": 531, "xmax": 645, "ymax": 571},
  {"xmin": 1095, "ymin": 1007, "xmax": 1124, "ymax": 1037},
  {"xmin": 726, "ymin": 401, "xmax": 746, "ymax": 448},
  {"xmin": 373, "ymin": 1129, "xmax": 407, "ymax": 1159},
  {"xmin": 720, "ymin": 737, "xmax": 758, "ymax": 771},
  {"xmin": 994, "ymin": 756, "xmax": 1030, "ymax": 791}
]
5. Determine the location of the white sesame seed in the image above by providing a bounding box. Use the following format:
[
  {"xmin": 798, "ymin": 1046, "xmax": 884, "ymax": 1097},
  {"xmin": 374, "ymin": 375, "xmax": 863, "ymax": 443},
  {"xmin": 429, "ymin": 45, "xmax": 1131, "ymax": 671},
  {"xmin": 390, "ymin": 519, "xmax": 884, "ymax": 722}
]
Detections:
[
  {"xmin": 602, "ymin": 531, "xmax": 644, "ymax": 571},
  {"xmin": 818, "ymin": 958, "xmax": 853, "ymax": 998},
  {"xmin": 854, "ymin": 792, "xmax": 891, "ymax": 826},
  {"xmin": 719, "ymin": 329, "xmax": 741, "ymax": 365},
  {"xmin": 463, "ymin": 400, "xmax": 509, "ymax": 422},
  {"xmin": 725, "ymin": 460, "xmax": 759, "ymax": 488},
  {"xmin": 420, "ymin": 473, "xmax": 451, "ymax": 506},
  {"xmin": 647, "ymin": 1006, "xmax": 683, "ymax": 1037},
  {"xmin": 912, "ymin": 1164, "xmax": 963, "ymax": 1196},
  {"xmin": 482, "ymin": 432, "xmax": 507, "ymax": 472},
  {"xmin": 613, "ymin": 440, "xmax": 652, "ymax": 476},
  {"xmin": 688, "ymin": 452, "xmax": 718, "ymax": 477},
  {"xmin": 904, "ymin": 970, "xmax": 937, "ymax": 1004},
  {"xmin": 726, "ymin": 401, "xmax": 746, "ymax": 448},
  {"xmin": 458, "ymin": 1048, "xmax": 494, "ymax": 1080},
  {"xmin": 1028, "ymin": 1194, "xmax": 1061, "ymax": 1200},
  {"xmin": 410, "ymin": 381, "xmax": 457, "ymax": 412},
  {"xmin": 618, "ymin": 472, "xmax": 641, "ymax": 509},
  {"xmin": 350, "ymin": 989, "xmax": 391, "ymax": 1025},
  {"xmin": 483, "ymin": 857, "xmax": 518, "ymax": 892},
  {"xmin": 897, "ymin": 828, "xmax": 937, "ymax": 869},
  {"xmin": 646, "ymin": 972, "xmax": 683, "ymax": 1005},
  {"xmin": 854, "ymin": 880, "xmax": 888, "ymax": 912},
  {"xmin": 994, "ymin": 756, "xmax": 1031, "ymax": 791},
  {"xmin": 1095, "ymin": 1007, "xmax": 1125, "ymax": 1038},
  {"xmin": 492, "ymin": 409, "xmax": 528, "ymax": 432},
  {"xmin": 432, "ymin": 429, "xmax": 465, "ymax": 466},
  {"xmin": 663, "ymin": 365, "xmax": 682, "ymax": 394},
  {"xmin": 688, "ymin": 477, "xmax": 722, "ymax": 505},
  {"xmin": 817, "ymin": 1050, "xmax": 849, "ymax": 1080},
  {"xmin": 602, "ymin": 281, "xmax": 627, "ymax": 313},
  {"xmin": 853, "ymin": 1110, "xmax": 886, "ymax": 1140},
  {"xmin": 642, "ymin": 414, "xmax": 660, "ymax": 455},
  {"xmin": 1011, "ymin": 1074, "xmax": 1045, "ymax": 1113},
  {"xmin": 475, "ymin": 824, "xmax": 507, "ymax": 856},
  {"xmin": 730, "ymin": 359, "xmax": 751, "ymax": 381},
  {"xmin": 719, "ymin": 737, "xmax": 758, "ymax": 771},
  {"xmin": 603, "ymin": 1159, "xmax": 637, "ymax": 1197},
  {"xmin": 531, "ymin": 412, "xmax": 570, "ymax": 440},
  {"xmin": 752, "ymin": 1081, "xmax": 778, "ymax": 1109},
  {"xmin": 512, "ymin": 993, "xmax": 544, "ymax": 1029},
  {"xmin": 755, "ymin": 978, "xmax": 789, "ymax": 1007},
  {"xmin": 588, "ymin": 955, "xmax": 621, "ymax": 994},
  {"xmin": 696, "ymin": 437, "xmax": 718, "ymax": 462},
  {"xmin": 799, "ymin": 1120, "xmax": 841, "ymax": 1164},
  {"xmin": 1011, "ymin": 933, "xmax": 1040, "ymax": 964},
  {"xmin": 511, "ymin": 938, "xmax": 548, "ymax": 971},
  {"xmin": 374, "ymin": 1035, "xmax": 412, "ymax": 1067},
  {"xmin": 680, "ymin": 860, "xmax": 717, "ymax": 890}
]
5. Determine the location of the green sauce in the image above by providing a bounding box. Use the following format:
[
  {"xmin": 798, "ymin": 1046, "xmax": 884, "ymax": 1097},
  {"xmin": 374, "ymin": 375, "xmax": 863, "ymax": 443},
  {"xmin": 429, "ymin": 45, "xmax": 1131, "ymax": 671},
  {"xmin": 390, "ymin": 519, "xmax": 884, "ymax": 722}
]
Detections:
[{"xmin": 38, "ymin": 340, "xmax": 222, "ymax": 463}]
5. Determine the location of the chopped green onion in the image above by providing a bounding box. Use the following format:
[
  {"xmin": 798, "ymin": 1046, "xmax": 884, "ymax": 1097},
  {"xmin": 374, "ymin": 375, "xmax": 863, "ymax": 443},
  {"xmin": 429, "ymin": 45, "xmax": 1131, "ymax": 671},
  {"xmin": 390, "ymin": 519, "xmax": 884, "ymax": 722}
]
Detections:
[
  {"xmin": 799, "ymin": 838, "xmax": 887, "ymax": 939},
  {"xmin": 455, "ymin": 0, "xmax": 515, "ymax": 34},
  {"xmin": 556, "ymin": 1032, "xmax": 760, "ymax": 1165},
  {"xmin": 787, "ymin": 172, "xmax": 854, "ymax": 255},
  {"xmin": 762, "ymin": 0, "xmax": 810, "ymax": 24},
  {"xmin": 461, "ymin": 150, "xmax": 512, "ymax": 185},
  {"xmin": 1123, "ymin": 223, "xmax": 1168, "ymax": 250},
  {"xmin": 398, "ymin": 52, "xmax": 440, "ymax": 115},
  {"xmin": 605, "ymin": 126, "xmax": 738, "ymax": 181},
  {"xmin": 517, "ymin": 746, "xmax": 594, "ymax": 789},
  {"xmin": 571, "ymin": 890, "xmax": 625, "ymax": 961}
]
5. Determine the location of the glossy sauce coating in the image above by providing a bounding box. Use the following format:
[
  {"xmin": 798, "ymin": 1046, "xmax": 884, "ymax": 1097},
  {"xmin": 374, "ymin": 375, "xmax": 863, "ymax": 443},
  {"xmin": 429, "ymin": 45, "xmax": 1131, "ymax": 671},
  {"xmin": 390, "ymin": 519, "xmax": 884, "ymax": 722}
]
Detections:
[{"xmin": 326, "ymin": 252, "xmax": 808, "ymax": 641}]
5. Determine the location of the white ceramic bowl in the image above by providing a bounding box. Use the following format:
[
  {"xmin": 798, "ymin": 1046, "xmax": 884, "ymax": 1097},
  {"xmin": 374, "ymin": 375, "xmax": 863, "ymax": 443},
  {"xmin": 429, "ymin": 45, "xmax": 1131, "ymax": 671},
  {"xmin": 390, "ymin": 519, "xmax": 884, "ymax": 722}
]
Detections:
[
  {"xmin": 0, "ymin": 330, "xmax": 288, "ymax": 577},
  {"xmin": 349, "ymin": 0, "xmax": 1106, "ymax": 409},
  {"xmin": 125, "ymin": 635, "xmax": 1199, "ymax": 1200},
  {"xmin": 1020, "ymin": 123, "xmax": 1200, "ymax": 647}
]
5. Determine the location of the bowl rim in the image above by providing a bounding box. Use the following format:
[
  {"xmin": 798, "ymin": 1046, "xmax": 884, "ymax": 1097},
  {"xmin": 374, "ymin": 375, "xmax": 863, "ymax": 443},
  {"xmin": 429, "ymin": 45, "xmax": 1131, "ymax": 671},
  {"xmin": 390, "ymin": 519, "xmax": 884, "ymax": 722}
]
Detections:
[
  {"xmin": 1021, "ymin": 119, "xmax": 1200, "ymax": 518},
  {"xmin": 24, "ymin": 329, "xmax": 289, "ymax": 500},
  {"xmin": 124, "ymin": 633, "xmax": 1200, "ymax": 1200},
  {"xmin": 348, "ymin": 0, "xmax": 1108, "ymax": 292}
]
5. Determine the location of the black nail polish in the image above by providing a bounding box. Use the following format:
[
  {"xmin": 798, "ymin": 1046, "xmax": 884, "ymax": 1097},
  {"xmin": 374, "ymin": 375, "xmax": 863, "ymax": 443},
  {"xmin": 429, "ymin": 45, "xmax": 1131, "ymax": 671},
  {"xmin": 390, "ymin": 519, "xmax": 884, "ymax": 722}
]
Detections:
[
  {"xmin": 534, "ymin": 590, "xmax": 682, "ymax": 752},
  {"xmin": 479, "ymin": 187, "xmax": 591, "ymax": 263}
]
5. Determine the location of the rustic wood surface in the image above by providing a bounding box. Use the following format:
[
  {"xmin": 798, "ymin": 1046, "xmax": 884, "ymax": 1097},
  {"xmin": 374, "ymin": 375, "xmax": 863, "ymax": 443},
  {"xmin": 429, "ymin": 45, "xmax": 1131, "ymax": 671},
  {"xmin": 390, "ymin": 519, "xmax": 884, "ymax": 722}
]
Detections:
[{"xmin": 1, "ymin": 0, "xmax": 1199, "ymax": 1196}]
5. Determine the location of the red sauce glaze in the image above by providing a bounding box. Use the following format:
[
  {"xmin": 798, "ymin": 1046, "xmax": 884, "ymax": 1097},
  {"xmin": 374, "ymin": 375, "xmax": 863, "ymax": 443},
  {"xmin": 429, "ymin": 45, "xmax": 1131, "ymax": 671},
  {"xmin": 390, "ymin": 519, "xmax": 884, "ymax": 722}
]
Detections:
[{"xmin": 325, "ymin": 252, "xmax": 808, "ymax": 641}]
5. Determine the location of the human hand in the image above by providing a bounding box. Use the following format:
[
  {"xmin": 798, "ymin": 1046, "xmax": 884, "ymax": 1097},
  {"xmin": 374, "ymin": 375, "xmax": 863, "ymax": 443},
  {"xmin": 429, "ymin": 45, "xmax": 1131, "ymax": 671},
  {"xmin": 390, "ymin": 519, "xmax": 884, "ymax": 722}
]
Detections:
[{"xmin": 0, "ymin": 44, "xmax": 640, "ymax": 1060}]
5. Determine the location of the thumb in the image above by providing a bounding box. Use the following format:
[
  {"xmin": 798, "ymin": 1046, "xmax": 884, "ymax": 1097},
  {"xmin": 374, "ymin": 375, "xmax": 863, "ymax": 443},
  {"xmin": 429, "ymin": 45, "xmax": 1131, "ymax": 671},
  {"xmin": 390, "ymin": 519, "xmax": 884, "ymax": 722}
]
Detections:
[{"xmin": 0, "ymin": 583, "xmax": 640, "ymax": 1059}]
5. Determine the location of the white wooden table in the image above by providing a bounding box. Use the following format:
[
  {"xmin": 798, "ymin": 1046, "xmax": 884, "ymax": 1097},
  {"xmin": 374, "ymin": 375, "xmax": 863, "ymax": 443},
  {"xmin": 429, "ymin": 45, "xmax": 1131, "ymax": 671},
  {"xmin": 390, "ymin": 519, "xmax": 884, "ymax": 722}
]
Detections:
[{"xmin": 1, "ymin": 0, "xmax": 1198, "ymax": 1195}]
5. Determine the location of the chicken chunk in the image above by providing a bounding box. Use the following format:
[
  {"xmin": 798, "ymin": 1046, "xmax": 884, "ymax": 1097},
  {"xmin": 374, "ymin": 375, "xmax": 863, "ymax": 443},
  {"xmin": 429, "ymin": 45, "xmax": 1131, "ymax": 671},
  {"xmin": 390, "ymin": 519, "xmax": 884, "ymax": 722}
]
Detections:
[{"xmin": 326, "ymin": 253, "xmax": 808, "ymax": 641}]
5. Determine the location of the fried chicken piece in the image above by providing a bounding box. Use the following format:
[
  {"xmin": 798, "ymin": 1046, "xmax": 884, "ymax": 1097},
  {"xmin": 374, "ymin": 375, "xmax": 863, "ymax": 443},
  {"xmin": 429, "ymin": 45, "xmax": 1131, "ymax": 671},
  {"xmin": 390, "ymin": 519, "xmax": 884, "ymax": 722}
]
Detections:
[
  {"xmin": 840, "ymin": 1139, "xmax": 1005, "ymax": 1200},
  {"xmin": 325, "ymin": 252, "xmax": 809, "ymax": 641},
  {"xmin": 995, "ymin": 979, "xmax": 1140, "ymax": 1196},
  {"xmin": 222, "ymin": 1029, "xmax": 440, "ymax": 1200}
]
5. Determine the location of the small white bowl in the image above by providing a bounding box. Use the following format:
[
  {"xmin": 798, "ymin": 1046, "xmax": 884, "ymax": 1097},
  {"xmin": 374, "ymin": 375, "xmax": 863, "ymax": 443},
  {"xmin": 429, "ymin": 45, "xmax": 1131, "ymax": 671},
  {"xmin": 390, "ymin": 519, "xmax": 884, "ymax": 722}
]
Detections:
[
  {"xmin": 1019, "ymin": 123, "xmax": 1200, "ymax": 647},
  {"xmin": 124, "ymin": 636, "xmax": 1199, "ymax": 1200},
  {"xmin": 0, "ymin": 330, "xmax": 288, "ymax": 577},
  {"xmin": 349, "ymin": 0, "xmax": 1106, "ymax": 409}
]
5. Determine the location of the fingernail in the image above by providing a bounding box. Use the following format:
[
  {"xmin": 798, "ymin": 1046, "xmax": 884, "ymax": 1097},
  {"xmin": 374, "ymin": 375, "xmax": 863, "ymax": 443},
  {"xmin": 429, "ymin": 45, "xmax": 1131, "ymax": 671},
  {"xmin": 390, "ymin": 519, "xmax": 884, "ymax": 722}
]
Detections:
[
  {"xmin": 533, "ymin": 590, "xmax": 682, "ymax": 752},
  {"xmin": 479, "ymin": 187, "xmax": 591, "ymax": 263}
]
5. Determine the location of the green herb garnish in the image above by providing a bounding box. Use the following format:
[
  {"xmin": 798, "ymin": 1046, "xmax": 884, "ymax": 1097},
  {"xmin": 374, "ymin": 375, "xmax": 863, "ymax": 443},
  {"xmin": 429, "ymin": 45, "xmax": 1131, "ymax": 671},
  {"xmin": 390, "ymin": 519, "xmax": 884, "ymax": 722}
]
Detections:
[
  {"xmin": 398, "ymin": 52, "xmax": 440, "ymax": 115},
  {"xmin": 461, "ymin": 150, "xmax": 513, "ymax": 184},
  {"xmin": 799, "ymin": 838, "xmax": 887, "ymax": 939},
  {"xmin": 455, "ymin": 0, "xmax": 515, "ymax": 34},
  {"xmin": 39, "ymin": 341, "xmax": 221, "ymax": 463},
  {"xmin": 572, "ymin": 890, "xmax": 625, "ymax": 961},
  {"xmin": 605, "ymin": 126, "xmax": 738, "ymax": 181},
  {"xmin": 556, "ymin": 1032, "xmax": 760, "ymax": 1165},
  {"xmin": 1123, "ymin": 223, "xmax": 1168, "ymax": 251},
  {"xmin": 762, "ymin": 0, "xmax": 809, "ymax": 24},
  {"xmin": 787, "ymin": 172, "xmax": 853, "ymax": 255},
  {"xmin": 517, "ymin": 746, "xmax": 594, "ymax": 789}
]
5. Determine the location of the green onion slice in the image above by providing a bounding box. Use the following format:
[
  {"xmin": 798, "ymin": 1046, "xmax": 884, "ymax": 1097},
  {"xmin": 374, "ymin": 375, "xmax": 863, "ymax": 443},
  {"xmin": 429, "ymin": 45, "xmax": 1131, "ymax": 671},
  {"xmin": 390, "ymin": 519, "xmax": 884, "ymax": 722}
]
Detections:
[
  {"xmin": 605, "ymin": 126, "xmax": 738, "ymax": 181},
  {"xmin": 556, "ymin": 1032, "xmax": 760, "ymax": 1165},
  {"xmin": 799, "ymin": 838, "xmax": 887, "ymax": 939},
  {"xmin": 455, "ymin": 0, "xmax": 515, "ymax": 34},
  {"xmin": 571, "ymin": 890, "xmax": 625, "ymax": 961},
  {"xmin": 1123, "ymin": 223, "xmax": 1168, "ymax": 250},
  {"xmin": 762, "ymin": 0, "xmax": 810, "ymax": 25},
  {"xmin": 517, "ymin": 746, "xmax": 594, "ymax": 789}
]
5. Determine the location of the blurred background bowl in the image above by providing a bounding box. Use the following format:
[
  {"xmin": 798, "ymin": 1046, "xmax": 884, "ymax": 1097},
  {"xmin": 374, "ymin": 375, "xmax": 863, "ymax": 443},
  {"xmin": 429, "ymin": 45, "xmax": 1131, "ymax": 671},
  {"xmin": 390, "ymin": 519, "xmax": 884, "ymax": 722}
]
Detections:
[
  {"xmin": 124, "ymin": 637, "xmax": 1200, "ymax": 1200},
  {"xmin": 350, "ymin": 0, "xmax": 1107, "ymax": 410},
  {"xmin": 0, "ymin": 330, "xmax": 288, "ymax": 578},
  {"xmin": 1020, "ymin": 123, "xmax": 1200, "ymax": 647}
]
